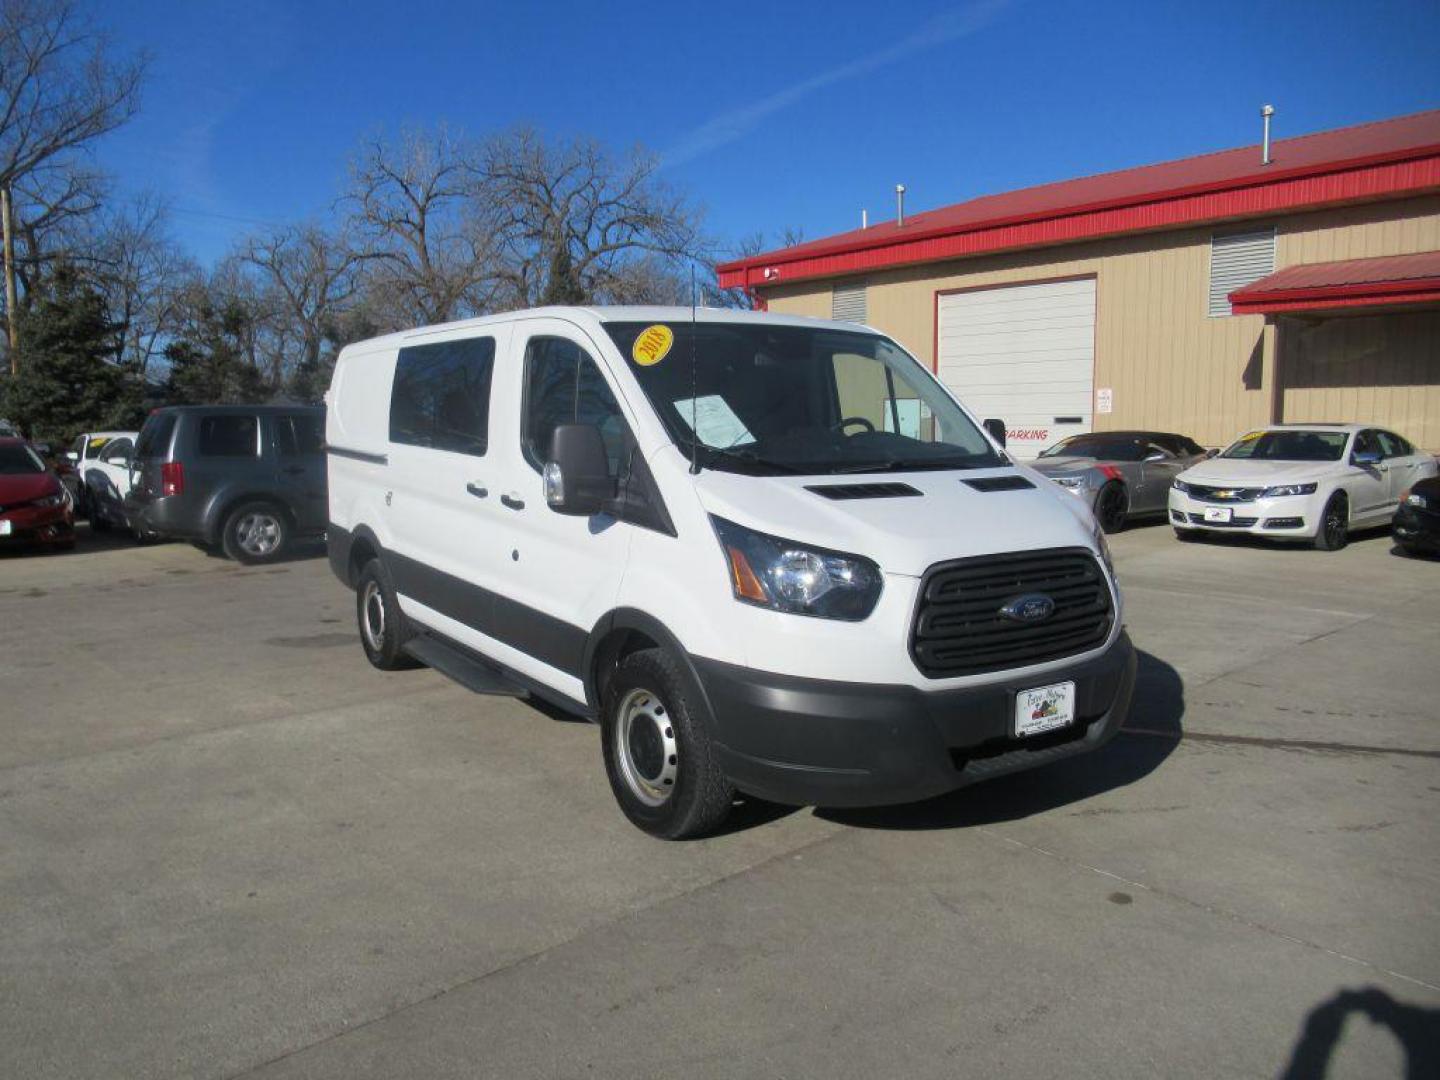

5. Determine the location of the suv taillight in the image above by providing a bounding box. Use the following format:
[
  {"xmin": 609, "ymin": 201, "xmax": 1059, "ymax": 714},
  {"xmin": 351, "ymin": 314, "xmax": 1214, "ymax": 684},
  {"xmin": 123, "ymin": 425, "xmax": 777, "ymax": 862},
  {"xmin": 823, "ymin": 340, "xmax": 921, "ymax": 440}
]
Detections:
[{"xmin": 161, "ymin": 461, "xmax": 184, "ymax": 497}]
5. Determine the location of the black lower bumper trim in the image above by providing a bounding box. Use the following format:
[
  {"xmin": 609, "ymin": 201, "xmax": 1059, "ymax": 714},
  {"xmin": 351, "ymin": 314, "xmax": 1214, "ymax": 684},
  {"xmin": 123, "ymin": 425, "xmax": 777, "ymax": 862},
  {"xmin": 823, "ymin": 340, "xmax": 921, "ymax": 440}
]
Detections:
[{"xmin": 696, "ymin": 631, "xmax": 1137, "ymax": 808}]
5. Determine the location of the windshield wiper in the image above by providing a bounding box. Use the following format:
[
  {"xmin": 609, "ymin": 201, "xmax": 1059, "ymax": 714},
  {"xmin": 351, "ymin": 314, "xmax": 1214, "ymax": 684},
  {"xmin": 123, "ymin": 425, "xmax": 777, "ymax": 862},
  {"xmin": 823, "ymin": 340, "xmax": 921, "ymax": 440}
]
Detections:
[{"xmin": 702, "ymin": 446, "xmax": 807, "ymax": 474}]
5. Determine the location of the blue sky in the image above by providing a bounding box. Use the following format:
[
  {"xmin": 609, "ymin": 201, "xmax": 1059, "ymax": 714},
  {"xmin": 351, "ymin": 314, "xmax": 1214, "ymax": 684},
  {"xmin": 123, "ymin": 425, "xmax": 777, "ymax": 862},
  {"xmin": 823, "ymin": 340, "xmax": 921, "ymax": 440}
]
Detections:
[{"xmin": 93, "ymin": 0, "xmax": 1440, "ymax": 266}]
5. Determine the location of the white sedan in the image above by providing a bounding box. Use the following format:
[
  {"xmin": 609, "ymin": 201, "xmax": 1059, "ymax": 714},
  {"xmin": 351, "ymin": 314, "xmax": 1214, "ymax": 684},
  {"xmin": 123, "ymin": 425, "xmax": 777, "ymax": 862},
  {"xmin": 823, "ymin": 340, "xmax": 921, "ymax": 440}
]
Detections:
[{"xmin": 1169, "ymin": 424, "xmax": 1436, "ymax": 551}]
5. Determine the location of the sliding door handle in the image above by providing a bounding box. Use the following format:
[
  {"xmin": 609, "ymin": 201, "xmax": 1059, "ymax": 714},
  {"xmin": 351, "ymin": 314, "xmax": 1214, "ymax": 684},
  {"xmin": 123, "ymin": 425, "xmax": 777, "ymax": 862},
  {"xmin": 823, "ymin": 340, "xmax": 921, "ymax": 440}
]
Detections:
[
  {"xmin": 466, "ymin": 482, "xmax": 489, "ymax": 499},
  {"xmin": 500, "ymin": 493, "xmax": 525, "ymax": 510}
]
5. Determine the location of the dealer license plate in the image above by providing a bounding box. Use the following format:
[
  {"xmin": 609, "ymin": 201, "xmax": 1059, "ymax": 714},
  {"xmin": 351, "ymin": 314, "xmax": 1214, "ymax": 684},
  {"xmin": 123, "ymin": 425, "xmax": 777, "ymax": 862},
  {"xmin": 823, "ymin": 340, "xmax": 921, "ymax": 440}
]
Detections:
[
  {"xmin": 0, "ymin": 519, "xmax": 11, "ymax": 536},
  {"xmin": 1203, "ymin": 506, "xmax": 1233, "ymax": 523},
  {"xmin": 1015, "ymin": 681, "xmax": 1076, "ymax": 738}
]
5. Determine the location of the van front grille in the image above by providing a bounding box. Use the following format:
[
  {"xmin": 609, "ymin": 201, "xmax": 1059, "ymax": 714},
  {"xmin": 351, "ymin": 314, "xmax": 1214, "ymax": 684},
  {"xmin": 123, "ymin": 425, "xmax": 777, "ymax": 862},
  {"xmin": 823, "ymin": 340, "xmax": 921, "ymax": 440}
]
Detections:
[{"xmin": 910, "ymin": 548, "xmax": 1113, "ymax": 678}]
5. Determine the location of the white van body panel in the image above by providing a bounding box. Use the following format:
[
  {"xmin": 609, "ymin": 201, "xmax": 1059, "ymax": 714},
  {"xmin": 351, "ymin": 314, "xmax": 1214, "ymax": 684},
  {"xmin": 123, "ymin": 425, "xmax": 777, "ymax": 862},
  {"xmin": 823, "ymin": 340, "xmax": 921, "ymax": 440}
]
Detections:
[{"xmin": 325, "ymin": 305, "xmax": 1135, "ymax": 815}]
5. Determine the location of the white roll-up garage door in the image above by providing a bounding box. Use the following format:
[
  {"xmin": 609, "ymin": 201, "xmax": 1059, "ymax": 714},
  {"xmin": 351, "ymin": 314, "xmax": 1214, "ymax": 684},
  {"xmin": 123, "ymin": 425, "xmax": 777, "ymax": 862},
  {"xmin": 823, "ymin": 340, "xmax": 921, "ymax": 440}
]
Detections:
[{"xmin": 937, "ymin": 277, "xmax": 1096, "ymax": 459}]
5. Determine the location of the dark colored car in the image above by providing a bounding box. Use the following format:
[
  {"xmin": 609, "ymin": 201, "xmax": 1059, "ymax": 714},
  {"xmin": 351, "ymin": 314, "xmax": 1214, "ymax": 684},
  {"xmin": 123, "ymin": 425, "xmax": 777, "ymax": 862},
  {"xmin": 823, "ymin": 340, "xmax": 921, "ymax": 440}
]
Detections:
[
  {"xmin": 1393, "ymin": 475, "xmax": 1440, "ymax": 556},
  {"xmin": 0, "ymin": 437, "xmax": 75, "ymax": 550},
  {"xmin": 1030, "ymin": 431, "xmax": 1211, "ymax": 533},
  {"xmin": 124, "ymin": 405, "xmax": 326, "ymax": 563}
]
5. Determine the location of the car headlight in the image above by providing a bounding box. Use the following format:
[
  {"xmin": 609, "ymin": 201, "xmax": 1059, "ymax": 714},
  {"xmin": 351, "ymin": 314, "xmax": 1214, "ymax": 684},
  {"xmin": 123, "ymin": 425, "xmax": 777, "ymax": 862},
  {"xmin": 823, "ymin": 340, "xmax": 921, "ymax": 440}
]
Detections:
[
  {"xmin": 1091, "ymin": 522, "xmax": 1116, "ymax": 580},
  {"xmin": 35, "ymin": 493, "xmax": 66, "ymax": 509},
  {"xmin": 1403, "ymin": 489, "xmax": 1428, "ymax": 509},
  {"xmin": 1260, "ymin": 483, "xmax": 1318, "ymax": 498},
  {"xmin": 711, "ymin": 516, "xmax": 883, "ymax": 621},
  {"xmin": 1171, "ymin": 479, "xmax": 1190, "ymax": 493},
  {"xmin": 1051, "ymin": 476, "xmax": 1088, "ymax": 491}
]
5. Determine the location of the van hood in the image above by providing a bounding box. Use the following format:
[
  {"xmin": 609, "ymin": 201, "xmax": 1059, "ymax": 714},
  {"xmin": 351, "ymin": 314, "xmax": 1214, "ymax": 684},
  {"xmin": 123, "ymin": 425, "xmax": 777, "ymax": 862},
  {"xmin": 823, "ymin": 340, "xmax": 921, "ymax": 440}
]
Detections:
[
  {"xmin": 692, "ymin": 466, "xmax": 1097, "ymax": 577},
  {"xmin": 0, "ymin": 471, "xmax": 59, "ymax": 506},
  {"xmin": 1178, "ymin": 459, "xmax": 1337, "ymax": 486}
]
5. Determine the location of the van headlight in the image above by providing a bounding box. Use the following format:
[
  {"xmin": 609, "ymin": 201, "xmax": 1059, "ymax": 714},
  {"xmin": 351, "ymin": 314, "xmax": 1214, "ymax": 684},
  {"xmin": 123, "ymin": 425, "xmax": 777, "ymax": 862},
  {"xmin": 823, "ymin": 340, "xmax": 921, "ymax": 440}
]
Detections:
[{"xmin": 710, "ymin": 516, "xmax": 882, "ymax": 621}]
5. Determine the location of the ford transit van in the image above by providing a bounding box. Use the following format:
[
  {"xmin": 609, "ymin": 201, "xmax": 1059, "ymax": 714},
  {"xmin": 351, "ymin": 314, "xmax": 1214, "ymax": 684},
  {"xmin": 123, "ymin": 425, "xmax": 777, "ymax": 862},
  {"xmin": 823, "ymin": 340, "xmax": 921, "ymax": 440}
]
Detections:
[{"xmin": 325, "ymin": 307, "xmax": 1136, "ymax": 838}]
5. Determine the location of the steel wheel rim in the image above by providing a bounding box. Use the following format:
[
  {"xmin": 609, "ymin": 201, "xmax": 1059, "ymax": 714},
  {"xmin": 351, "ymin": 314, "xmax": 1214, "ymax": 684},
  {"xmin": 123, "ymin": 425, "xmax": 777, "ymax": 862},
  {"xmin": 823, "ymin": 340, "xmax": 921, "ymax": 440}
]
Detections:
[
  {"xmin": 360, "ymin": 580, "xmax": 386, "ymax": 651},
  {"xmin": 1097, "ymin": 485, "xmax": 1127, "ymax": 531},
  {"xmin": 615, "ymin": 687, "xmax": 678, "ymax": 807},
  {"xmin": 236, "ymin": 512, "xmax": 281, "ymax": 556}
]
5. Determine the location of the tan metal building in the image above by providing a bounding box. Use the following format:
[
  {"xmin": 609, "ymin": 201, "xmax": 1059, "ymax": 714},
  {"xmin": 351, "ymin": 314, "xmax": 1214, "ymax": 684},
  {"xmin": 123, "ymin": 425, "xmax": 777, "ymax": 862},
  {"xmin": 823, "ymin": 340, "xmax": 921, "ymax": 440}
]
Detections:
[{"xmin": 717, "ymin": 110, "xmax": 1440, "ymax": 454}]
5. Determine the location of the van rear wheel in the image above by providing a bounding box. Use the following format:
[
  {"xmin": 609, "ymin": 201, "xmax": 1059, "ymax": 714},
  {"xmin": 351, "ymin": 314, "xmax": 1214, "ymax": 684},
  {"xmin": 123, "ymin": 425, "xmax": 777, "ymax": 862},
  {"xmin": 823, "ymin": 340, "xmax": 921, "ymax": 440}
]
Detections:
[
  {"xmin": 601, "ymin": 648, "xmax": 733, "ymax": 840},
  {"xmin": 355, "ymin": 558, "xmax": 419, "ymax": 670}
]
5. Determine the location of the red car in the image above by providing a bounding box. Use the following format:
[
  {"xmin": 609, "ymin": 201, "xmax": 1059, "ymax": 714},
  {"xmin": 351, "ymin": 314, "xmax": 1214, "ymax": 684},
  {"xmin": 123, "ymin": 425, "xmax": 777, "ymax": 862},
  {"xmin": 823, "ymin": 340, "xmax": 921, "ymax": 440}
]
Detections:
[{"xmin": 0, "ymin": 437, "xmax": 75, "ymax": 550}]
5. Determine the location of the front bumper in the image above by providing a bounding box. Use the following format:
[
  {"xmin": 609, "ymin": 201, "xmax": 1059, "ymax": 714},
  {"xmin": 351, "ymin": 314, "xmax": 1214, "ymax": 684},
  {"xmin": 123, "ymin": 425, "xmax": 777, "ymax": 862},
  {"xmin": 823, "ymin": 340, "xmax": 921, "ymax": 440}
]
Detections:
[
  {"xmin": 1168, "ymin": 491, "xmax": 1317, "ymax": 537},
  {"xmin": 696, "ymin": 630, "xmax": 1136, "ymax": 808},
  {"xmin": 0, "ymin": 504, "xmax": 74, "ymax": 545},
  {"xmin": 1393, "ymin": 503, "xmax": 1440, "ymax": 550}
]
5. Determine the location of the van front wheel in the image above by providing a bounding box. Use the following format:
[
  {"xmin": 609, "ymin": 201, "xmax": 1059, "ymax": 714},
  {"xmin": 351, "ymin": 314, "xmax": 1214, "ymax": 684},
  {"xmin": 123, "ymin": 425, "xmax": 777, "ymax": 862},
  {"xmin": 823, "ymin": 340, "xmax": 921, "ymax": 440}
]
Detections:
[{"xmin": 602, "ymin": 648, "xmax": 734, "ymax": 840}]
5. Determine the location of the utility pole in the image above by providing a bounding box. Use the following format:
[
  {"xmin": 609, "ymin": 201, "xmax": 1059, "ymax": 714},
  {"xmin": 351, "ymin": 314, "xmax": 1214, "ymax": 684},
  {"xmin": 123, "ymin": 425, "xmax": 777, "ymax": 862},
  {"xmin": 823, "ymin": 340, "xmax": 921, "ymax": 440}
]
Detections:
[{"xmin": 2, "ymin": 182, "xmax": 17, "ymax": 374}]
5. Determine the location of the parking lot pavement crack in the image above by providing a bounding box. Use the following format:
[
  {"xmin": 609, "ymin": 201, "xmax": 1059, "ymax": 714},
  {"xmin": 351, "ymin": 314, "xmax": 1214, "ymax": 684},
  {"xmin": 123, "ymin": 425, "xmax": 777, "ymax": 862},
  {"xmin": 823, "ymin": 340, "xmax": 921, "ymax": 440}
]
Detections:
[
  {"xmin": 975, "ymin": 827, "xmax": 1440, "ymax": 994},
  {"xmin": 1119, "ymin": 727, "xmax": 1440, "ymax": 758},
  {"xmin": 220, "ymin": 824, "xmax": 853, "ymax": 1080}
]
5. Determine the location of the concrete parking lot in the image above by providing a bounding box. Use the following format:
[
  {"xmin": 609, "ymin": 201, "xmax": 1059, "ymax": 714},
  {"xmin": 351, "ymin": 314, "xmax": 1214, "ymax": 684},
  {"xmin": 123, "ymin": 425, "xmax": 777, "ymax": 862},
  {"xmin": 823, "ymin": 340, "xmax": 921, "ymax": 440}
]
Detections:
[{"xmin": 2, "ymin": 522, "xmax": 1438, "ymax": 1079}]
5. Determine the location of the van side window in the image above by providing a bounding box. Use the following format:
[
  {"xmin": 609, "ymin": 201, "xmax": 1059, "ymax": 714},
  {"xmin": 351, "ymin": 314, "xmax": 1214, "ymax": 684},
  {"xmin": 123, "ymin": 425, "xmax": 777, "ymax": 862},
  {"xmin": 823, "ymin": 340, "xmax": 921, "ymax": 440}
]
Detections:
[
  {"xmin": 389, "ymin": 336, "xmax": 495, "ymax": 456},
  {"xmin": 522, "ymin": 337, "xmax": 627, "ymax": 473},
  {"xmin": 277, "ymin": 414, "xmax": 324, "ymax": 456},
  {"xmin": 198, "ymin": 415, "xmax": 259, "ymax": 457}
]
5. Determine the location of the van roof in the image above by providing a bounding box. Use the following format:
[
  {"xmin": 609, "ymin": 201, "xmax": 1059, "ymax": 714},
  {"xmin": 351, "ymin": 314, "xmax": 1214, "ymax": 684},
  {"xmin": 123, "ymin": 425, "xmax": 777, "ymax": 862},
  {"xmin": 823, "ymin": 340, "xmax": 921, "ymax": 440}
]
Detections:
[{"xmin": 341, "ymin": 305, "xmax": 884, "ymax": 353}]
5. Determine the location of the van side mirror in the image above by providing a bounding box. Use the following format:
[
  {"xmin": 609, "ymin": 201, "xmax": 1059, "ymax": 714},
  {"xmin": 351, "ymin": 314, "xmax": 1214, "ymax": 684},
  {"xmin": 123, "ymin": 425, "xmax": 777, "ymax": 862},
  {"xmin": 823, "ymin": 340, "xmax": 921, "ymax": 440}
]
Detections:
[
  {"xmin": 544, "ymin": 424, "xmax": 615, "ymax": 515},
  {"xmin": 983, "ymin": 418, "xmax": 1006, "ymax": 447}
]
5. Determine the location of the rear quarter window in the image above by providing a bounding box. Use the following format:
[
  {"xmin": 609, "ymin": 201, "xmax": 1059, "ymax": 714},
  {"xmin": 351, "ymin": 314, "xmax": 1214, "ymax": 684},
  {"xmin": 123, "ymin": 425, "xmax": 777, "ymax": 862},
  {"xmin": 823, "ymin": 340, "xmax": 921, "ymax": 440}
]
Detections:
[
  {"xmin": 277, "ymin": 414, "xmax": 325, "ymax": 456},
  {"xmin": 198, "ymin": 415, "xmax": 260, "ymax": 457},
  {"xmin": 135, "ymin": 414, "xmax": 178, "ymax": 459}
]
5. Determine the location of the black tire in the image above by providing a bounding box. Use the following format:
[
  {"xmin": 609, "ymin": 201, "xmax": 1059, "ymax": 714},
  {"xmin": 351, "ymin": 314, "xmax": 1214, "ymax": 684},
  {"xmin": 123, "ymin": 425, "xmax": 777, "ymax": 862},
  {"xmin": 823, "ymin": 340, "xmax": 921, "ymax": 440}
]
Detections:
[
  {"xmin": 1313, "ymin": 493, "xmax": 1349, "ymax": 551},
  {"xmin": 1174, "ymin": 528, "xmax": 1203, "ymax": 543},
  {"xmin": 1095, "ymin": 481, "xmax": 1129, "ymax": 534},
  {"xmin": 221, "ymin": 501, "xmax": 289, "ymax": 563},
  {"xmin": 355, "ymin": 558, "xmax": 420, "ymax": 670},
  {"xmin": 601, "ymin": 648, "xmax": 734, "ymax": 840}
]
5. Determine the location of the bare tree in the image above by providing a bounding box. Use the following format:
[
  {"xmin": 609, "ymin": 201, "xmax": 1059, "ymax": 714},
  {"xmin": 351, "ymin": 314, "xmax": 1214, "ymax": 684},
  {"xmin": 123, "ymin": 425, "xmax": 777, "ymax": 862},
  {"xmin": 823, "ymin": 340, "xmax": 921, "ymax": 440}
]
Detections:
[
  {"xmin": 342, "ymin": 127, "xmax": 497, "ymax": 329},
  {"xmin": 240, "ymin": 223, "xmax": 360, "ymax": 395},
  {"xmin": 482, "ymin": 129, "xmax": 704, "ymax": 308},
  {"xmin": 0, "ymin": 0, "xmax": 145, "ymax": 359},
  {"xmin": 83, "ymin": 193, "xmax": 193, "ymax": 378}
]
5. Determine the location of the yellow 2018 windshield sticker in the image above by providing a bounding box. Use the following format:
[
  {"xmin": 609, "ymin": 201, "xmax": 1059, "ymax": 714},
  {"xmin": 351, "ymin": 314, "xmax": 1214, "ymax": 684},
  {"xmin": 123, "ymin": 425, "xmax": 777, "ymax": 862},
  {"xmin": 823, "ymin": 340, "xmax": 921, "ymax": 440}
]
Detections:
[{"xmin": 632, "ymin": 324, "xmax": 674, "ymax": 366}]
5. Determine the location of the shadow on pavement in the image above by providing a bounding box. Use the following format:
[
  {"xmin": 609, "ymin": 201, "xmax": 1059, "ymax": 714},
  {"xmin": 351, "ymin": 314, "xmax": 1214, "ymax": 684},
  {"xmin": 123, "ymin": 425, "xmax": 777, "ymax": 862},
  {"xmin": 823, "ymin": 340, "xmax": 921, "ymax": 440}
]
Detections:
[
  {"xmin": 816, "ymin": 649, "xmax": 1183, "ymax": 831},
  {"xmin": 1279, "ymin": 987, "xmax": 1439, "ymax": 1079}
]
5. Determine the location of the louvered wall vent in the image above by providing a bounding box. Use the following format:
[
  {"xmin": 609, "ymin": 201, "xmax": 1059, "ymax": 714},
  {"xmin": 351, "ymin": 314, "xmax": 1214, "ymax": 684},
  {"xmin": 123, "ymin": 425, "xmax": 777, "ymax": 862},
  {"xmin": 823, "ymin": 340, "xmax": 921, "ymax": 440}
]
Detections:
[{"xmin": 1208, "ymin": 229, "xmax": 1276, "ymax": 316}]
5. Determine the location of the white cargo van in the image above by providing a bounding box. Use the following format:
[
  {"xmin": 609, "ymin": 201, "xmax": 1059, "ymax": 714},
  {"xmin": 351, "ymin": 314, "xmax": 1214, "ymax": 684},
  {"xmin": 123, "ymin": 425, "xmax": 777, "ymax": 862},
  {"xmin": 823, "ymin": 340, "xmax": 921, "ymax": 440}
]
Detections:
[{"xmin": 325, "ymin": 307, "xmax": 1135, "ymax": 838}]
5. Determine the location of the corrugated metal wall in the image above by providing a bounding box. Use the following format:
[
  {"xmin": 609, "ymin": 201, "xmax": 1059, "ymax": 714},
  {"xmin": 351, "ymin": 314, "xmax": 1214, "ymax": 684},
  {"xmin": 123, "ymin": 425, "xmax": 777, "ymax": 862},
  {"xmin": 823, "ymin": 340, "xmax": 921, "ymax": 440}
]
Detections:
[{"xmin": 762, "ymin": 195, "xmax": 1440, "ymax": 449}]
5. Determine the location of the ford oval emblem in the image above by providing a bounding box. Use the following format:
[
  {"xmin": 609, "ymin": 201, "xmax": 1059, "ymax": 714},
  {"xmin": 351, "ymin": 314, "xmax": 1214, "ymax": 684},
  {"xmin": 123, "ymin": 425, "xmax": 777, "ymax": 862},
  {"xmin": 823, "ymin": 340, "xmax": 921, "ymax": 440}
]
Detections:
[{"xmin": 999, "ymin": 593, "xmax": 1055, "ymax": 623}]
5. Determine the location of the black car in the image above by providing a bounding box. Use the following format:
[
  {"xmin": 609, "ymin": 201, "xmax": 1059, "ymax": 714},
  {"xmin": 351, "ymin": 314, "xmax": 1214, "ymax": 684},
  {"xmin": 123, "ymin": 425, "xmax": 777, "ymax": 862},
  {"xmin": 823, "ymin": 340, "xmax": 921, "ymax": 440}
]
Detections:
[
  {"xmin": 1393, "ymin": 475, "xmax": 1440, "ymax": 556},
  {"xmin": 124, "ymin": 405, "xmax": 326, "ymax": 563}
]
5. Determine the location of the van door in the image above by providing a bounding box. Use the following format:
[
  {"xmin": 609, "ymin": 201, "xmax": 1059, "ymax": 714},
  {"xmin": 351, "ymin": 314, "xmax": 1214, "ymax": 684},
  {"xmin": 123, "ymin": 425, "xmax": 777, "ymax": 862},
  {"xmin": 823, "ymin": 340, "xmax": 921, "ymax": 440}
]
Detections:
[
  {"xmin": 487, "ymin": 319, "xmax": 636, "ymax": 701},
  {"xmin": 383, "ymin": 328, "xmax": 509, "ymax": 641}
]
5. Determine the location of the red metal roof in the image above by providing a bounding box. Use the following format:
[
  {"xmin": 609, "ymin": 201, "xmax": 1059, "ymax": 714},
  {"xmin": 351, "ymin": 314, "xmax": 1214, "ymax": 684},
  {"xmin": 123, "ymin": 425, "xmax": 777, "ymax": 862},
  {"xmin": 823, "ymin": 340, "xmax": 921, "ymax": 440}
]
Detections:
[
  {"xmin": 1229, "ymin": 249, "xmax": 1440, "ymax": 314},
  {"xmin": 718, "ymin": 110, "xmax": 1440, "ymax": 291}
]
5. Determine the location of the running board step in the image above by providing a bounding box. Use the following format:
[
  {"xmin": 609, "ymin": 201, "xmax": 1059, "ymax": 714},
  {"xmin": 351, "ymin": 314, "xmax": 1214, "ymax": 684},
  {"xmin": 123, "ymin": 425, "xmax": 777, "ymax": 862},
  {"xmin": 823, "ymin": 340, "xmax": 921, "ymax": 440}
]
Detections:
[{"xmin": 403, "ymin": 635, "xmax": 527, "ymax": 698}]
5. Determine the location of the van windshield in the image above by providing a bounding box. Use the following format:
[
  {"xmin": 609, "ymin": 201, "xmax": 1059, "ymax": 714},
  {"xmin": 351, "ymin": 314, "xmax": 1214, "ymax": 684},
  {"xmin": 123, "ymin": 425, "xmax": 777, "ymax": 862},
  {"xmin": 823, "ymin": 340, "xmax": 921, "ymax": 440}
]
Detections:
[{"xmin": 602, "ymin": 322, "xmax": 1003, "ymax": 475}]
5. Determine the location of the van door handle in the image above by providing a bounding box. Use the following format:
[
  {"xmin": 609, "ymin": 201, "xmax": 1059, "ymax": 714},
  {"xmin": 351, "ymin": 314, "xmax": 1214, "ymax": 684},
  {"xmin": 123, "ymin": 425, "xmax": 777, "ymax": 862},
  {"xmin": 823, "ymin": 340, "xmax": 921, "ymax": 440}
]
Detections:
[
  {"xmin": 500, "ymin": 493, "xmax": 525, "ymax": 510},
  {"xmin": 466, "ymin": 482, "xmax": 489, "ymax": 499}
]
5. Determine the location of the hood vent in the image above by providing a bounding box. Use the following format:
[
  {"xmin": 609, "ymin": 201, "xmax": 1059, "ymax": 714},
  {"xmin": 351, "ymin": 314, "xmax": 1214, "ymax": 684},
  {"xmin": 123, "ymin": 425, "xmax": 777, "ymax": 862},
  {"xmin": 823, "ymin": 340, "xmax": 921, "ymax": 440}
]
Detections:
[
  {"xmin": 806, "ymin": 482, "xmax": 922, "ymax": 500},
  {"xmin": 963, "ymin": 476, "xmax": 1035, "ymax": 493}
]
